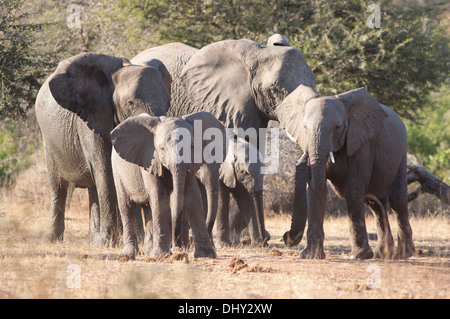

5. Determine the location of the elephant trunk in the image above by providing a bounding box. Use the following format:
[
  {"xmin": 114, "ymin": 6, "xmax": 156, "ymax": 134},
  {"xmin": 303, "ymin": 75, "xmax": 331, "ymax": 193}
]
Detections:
[
  {"xmin": 308, "ymin": 137, "xmax": 330, "ymax": 193},
  {"xmin": 309, "ymin": 162, "xmax": 327, "ymax": 193},
  {"xmin": 170, "ymin": 167, "xmax": 187, "ymax": 249},
  {"xmin": 204, "ymin": 167, "xmax": 220, "ymax": 240}
]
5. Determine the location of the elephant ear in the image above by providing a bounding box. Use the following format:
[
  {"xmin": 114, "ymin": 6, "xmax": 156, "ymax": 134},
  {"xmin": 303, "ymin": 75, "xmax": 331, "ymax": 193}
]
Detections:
[
  {"xmin": 336, "ymin": 88, "xmax": 388, "ymax": 157},
  {"xmin": 110, "ymin": 114, "xmax": 163, "ymax": 176},
  {"xmin": 48, "ymin": 53, "xmax": 125, "ymax": 138},
  {"xmin": 219, "ymin": 141, "xmax": 237, "ymax": 189},
  {"xmin": 276, "ymin": 84, "xmax": 319, "ymax": 143},
  {"xmin": 144, "ymin": 58, "xmax": 173, "ymax": 97},
  {"xmin": 182, "ymin": 111, "xmax": 227, "ymax": 164},
  {"xmin": 180, "ymin": 40, "xmax": 260, "ymax": 127}
]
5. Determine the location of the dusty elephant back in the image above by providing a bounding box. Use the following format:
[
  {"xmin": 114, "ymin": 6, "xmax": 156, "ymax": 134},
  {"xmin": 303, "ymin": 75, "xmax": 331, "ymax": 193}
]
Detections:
[{"xmin": 131, "ymin": 43, "xmax": 199, "ymax": 118}]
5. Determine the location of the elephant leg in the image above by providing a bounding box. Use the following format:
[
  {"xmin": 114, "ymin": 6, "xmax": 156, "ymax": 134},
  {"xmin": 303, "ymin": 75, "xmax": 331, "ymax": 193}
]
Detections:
[
  {"xmin": 142, "ymin": 204, "xmax": 153, "ymax": 256},
  {"xmin": 228, "ymin": 198, "xmax": 242, "ymax": 245},
  {"xmin": 196, "ymin": 165, "xmax": 220, "ymax": 243},
  {"xmin": 179, "ymin": 211, "xmax": 190, "ymax": 249},
  {"xmin": 93, "ymin": 169, "xmax": 120, "ymax": 247},
  {"xmin": 215, "ymin": 184, "xmax": 231, "ymax": 248},
  {"xmin": 115, "ymin": 181, "xmax": 138, "ymax": 259},
  {"xmin": 203, "ymin": 165, "xmax": 220, "ymax": 242},
  {"xmin": 389, "ymin": 160, "xmax": 415, "ymax": 259},
  {"xmin": 346, "ymin": 191, "xmax": 373, "ymax": 260},
  {"xmin": 232, "ymin": 187, "xmax": 263, "ymax": 246},
  {"xmin": 43, "ymin": 150, "xmax": 68, "ymax": 243},
  {"xmin": 284, "ymin": 160, "xmax": 308, "ymax": 247},
  {"xmin": 184, "ymin": 173, "xmax": 216, "ymax": 258},
  {"xmin": 134, "ymin": 205, "xmax": 145, "ymax": 244},
  {"xmin": 88, "ymin": 187, "xmax": 101, "ymax": 244},
  {"xmin": 301, "ymin": 185, "xmax": 327, "ymax": 259},
  {"xmin": 148, "ymin": 176, "xmax": 171, "ymax": 257},
  {"xmin": 82, "ymin": 135, "xmax": 120, "ymax": 247},
  {"xmin": 365, "ymin": 196, "xmax": 395, "ymax": 259}
]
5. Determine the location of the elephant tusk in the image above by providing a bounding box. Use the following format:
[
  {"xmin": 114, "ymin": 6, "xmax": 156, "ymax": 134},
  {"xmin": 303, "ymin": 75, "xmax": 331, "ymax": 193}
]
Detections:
[
  {"xmin": 329, "ymin": 152, "xmax": 335, "ymax": 164},
  {"xmin": 285, "ymin": 131, "xmax": 297, "ymax": 143},
  {"xmin": 296, "ymin": 152, "xmax": 308, "ymax": 166}
]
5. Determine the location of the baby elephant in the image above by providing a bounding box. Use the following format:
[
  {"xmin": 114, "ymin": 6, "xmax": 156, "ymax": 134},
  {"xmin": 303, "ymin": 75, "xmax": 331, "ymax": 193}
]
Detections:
[
  {"xmin": 214, "ymin": 135, "xmax": 270, "ymax": 247},
  {"xmin": 111, "ymin": 112, "xmax": 225, "ymax": 259}
]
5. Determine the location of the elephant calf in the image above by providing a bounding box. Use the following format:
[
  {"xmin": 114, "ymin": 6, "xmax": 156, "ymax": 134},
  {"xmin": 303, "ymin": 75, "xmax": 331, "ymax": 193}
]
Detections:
[
  {"xmin": 110, "ymin": 112, "xmax": 227, "ymax": 259},
  {"xmin": 281, "ymin": 85, "xmax": 415, "ymax": 259},
  {"xmin": 214, "ymin": 135, "xmax": 270, "ymax": 247}
]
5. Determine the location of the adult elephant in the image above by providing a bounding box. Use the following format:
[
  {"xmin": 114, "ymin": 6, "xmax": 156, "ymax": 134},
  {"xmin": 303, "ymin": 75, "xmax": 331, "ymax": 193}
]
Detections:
[
  {"xmin": 131, "ymin": 38, "xmax": 315, "ymax": 241},
  {"xmin": 281, "ymin": 85, "xmax": 415, "ymax": 259},
  {"xmin": 131, "ymin": 38, "xmax": 315, "ymax": 131},
  {"xmin": 35, "ymin": 52, "xmax": 171, "ymax": 246}
]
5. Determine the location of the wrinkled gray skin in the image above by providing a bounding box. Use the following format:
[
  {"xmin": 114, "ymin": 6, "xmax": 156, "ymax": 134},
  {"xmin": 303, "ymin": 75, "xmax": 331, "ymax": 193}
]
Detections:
[
  {"xmin": 35, "ymin": 53, "xmax": 171, "ymax": 246},
  {"xmin": 110, "ymin": 111, "xmax": 226, "ymax": 258},
  {"xmin": 280, "ymin": 85, "xmax": 415, "ymax": 259},
  {"xmin": 214, "ymin": 135, "xmax": 269, "ymax": 247},
  {"xmin": 132, "ymin": 37, "xmax": 315, "ymax": 243}
]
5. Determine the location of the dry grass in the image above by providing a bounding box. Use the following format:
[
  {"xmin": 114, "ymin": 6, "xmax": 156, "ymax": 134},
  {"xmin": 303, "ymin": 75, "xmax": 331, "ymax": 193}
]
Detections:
[{"xmin": 0, "ymin": 160, "xmax": 449, "ymax": 299}]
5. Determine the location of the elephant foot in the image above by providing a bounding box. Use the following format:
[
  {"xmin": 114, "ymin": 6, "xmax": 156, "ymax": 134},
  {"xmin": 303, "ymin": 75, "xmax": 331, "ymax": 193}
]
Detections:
[
  {"xmin": 151, "ymin": 247, "xmax": 171, "ymax": 258},
  {"xmin": 120, "ymin": 243, "xmax": 137, "ymax": 260},
  {"xmin": 194, "ymin": 243, "xmax": 217, "ymax": 258},
  {"xmin": 251, "ymin": 239, "xmax": 269, "ymax": 247},
  {"xmin": 349, "ymin": 246, "xmax": 374, "ymax": 260},
  {"xmin": 283, "ymin": 230, "xmax": 303, "ymax": 247},
  {"xmin": 171, "ymin": 245, "xmax": 184, "ymax": 254},
  {"xmin": 300, "ymin": 242, "xmax": 325, "ymax": 259},
  {"xmin": 395, "ymin": 238, "xmax": 415, "ymax": 259},
  {"xmin": 43, "ymin": 230, "xmax": 64, "ymax": 243},
  {"xmin": 215, "ymin": 238, "xmax": 231, "ymax": 248},
  {"xmin": 90, "ymin": 233, "xmax": 110, "ymax": 247},
  {"xmin": 263, "ymin": 230, "xmax": 271, "ymax": 243},
  {"xmin": 144, "ymin": 239, "xmax": 153, "ymax": 257},
  {"xmin": 373, "ymin": 238, "xmax": 395, "ymax": 259}
]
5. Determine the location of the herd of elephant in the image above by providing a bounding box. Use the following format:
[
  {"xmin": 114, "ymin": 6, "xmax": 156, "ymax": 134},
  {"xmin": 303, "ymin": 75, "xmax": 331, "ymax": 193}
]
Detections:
[{"xmin": 34, "ymin": 34, "xmax": 416, "ymax": 261}]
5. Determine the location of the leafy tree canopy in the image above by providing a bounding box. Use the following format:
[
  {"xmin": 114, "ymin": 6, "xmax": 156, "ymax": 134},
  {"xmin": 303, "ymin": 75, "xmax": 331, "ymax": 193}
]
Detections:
[
  {"xmin": 125, "ymin": 0, "xmax": 449, "ymax": 118},
  {"xmin": 0, "ymin": 0, "xmax": 57, "ymax": 122},
  {"xmin": 2, "ymin": 0, "xmax": 449, "ymax": 121}
]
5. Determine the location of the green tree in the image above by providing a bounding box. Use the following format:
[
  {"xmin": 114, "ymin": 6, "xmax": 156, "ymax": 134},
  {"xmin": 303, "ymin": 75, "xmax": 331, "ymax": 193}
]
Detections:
[
  {"xmin": 405, "ymin": 86, "xmax": 450, "ymax": 183},
  {"xmin": 120, "ymin": 0, "xmax": 449, "ymax": 119},
  {"xmin": 0, "ymin": 0, "xmax": 56, "ymax": 122},
  {"xmin": 125, "ymin": 0, "xmax": 272, "ymax": 48},
  {"xmin": 287, "ymin": 0, "xmax": 449, "ymax": 119}
]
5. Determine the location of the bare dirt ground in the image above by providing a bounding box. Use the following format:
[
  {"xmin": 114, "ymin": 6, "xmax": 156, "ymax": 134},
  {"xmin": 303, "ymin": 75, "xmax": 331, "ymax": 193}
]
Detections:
[{"xmin": 0, "ymin": 184, "xmax": 449, "ymax": 299}]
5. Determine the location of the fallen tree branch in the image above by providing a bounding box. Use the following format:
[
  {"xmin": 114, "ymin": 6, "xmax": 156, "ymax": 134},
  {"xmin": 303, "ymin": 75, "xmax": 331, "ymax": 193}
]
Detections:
[{"xmin": 407, "ymin": 165, "xmax": 450, "ymax": 205}]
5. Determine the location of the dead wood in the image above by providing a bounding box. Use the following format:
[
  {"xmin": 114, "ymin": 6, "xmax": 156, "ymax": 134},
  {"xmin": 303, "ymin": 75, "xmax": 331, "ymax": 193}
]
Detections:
[{"xmin": 407, "ymin": 165, "xmax": 450, "ymax": 205}]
